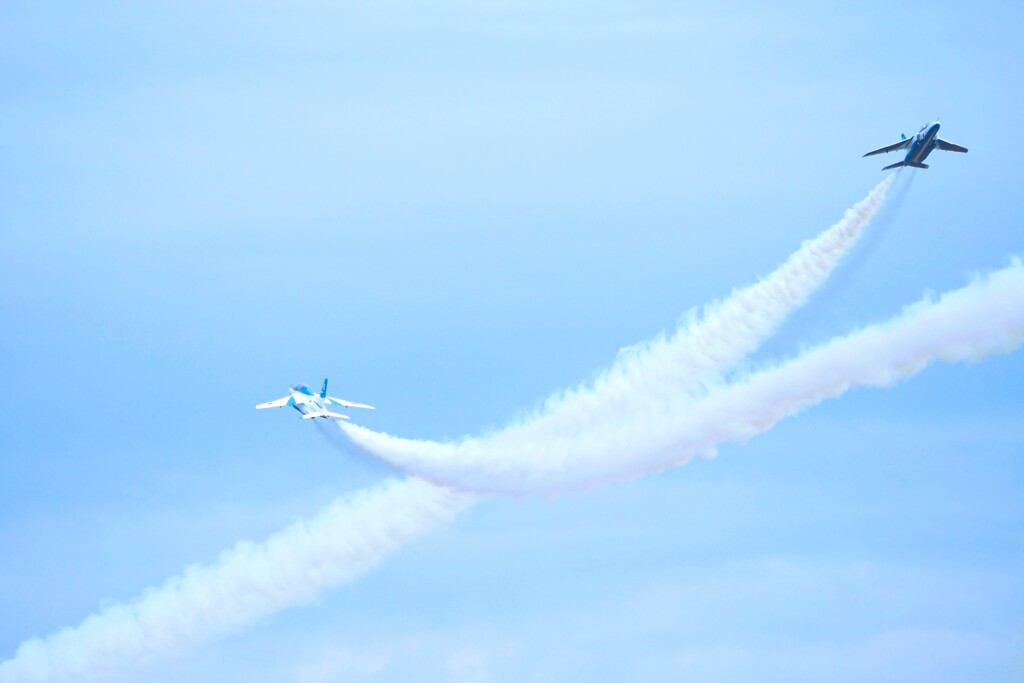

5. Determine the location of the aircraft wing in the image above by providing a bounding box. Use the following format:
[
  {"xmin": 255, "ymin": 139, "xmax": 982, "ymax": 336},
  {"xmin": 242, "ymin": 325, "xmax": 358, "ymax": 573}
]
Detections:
[
  {"xmin": 862, "ymin": 138, "xmax": 912, "ymax": 157},
  {"xmin": 326, "ymin": 396, "xmax": 375, "ymax": 410},
  {"xmin": 934, "ymin": 138, "xmax": 968, "ymax": 153},
  {"xmin": 256, "ymin": 396, "xmax": 291, "ymax": 409}
]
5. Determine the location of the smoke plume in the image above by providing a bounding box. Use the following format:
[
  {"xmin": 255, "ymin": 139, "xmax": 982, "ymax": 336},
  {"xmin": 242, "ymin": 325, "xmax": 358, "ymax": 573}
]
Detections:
[
  {"xmin": 0, "ymin": 479, "xmax": 473, "ymax": 683},
  {"xmin": 341, "ymin": 260, "xmax": 1024, "ymax": 493}
]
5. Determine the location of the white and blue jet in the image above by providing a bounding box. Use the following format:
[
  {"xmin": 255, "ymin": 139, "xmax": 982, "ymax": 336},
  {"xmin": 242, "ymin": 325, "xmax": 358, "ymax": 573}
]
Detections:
[
  {"xmin": 863, "ymin": 121, "xmax": 968, "ymax": 170},
  {"xmin": 256, "ymin": 379, "xmax": 374, "ymax": 421}
]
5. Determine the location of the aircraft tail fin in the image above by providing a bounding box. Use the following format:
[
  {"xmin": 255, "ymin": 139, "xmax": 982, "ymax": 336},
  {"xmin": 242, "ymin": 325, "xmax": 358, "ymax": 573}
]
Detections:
[
  {"xmin": 882, "ymin": 161, "xmax": 907, "ymax": 171},
  {"xmin": 320, "ymin": 378, "xmax": 328, "ymax": 398}
]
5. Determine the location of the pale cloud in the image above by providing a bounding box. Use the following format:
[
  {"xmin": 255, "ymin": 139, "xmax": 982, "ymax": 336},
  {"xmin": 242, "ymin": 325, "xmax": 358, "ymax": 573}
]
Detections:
[
  {"xmin": 295, "ymin": 639, "xmax": 420, "ymax": 683},
  {"xmin": 279, "ymin": 555, "xmax": 1021, "ymax": 683},
  {"xmin": 293, "ymin": 634, "xmax": 517, "ymax": 683},
  {"xmin": 670, "ymin": 628, "xmax": 1021, "ymax": 683},
  {"xmin": 445, "ymin": 640, "xmax": 517, "ymax": 683}
]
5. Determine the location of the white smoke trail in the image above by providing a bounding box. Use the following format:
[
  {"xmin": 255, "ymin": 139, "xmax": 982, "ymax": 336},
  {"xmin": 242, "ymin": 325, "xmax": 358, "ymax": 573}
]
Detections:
[
  {"xmin": 534, "ymin": 176, "xmax": 893, "ymax": 420},
  {"xmin": 335, "ymin": 177, "xmax": 895, "ymax": 493},
  {"xmin": 0, "ymin": 478, "xmax": 474, "ymax": 683},
  {"xmin": 341, "ymin": 259, "xmax": 1024, "ymax": 493}
]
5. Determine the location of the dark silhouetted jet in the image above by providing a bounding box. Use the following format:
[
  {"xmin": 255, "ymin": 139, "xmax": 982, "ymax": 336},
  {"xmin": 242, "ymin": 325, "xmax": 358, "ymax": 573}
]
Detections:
[{"xmin": 863, "ymin": 122, "xmax": 967, "ymax": 170}]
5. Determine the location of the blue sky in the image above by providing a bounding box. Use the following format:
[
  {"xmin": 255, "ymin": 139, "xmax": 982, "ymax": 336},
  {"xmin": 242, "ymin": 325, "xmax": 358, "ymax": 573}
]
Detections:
[{"xmin": 2, "ymin": 2, "xmax": 1023, "ymax": 681}]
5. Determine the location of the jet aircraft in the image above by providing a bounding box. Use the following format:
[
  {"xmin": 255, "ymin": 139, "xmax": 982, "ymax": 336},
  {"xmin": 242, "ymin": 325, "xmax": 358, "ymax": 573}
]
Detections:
[
  {"xmin": 256, "ymin": 379, "xmax": 374, "ymax": 421},
  {"xmin": 863, "ymin": 121, "xmax": 967, "ymax": 170}
]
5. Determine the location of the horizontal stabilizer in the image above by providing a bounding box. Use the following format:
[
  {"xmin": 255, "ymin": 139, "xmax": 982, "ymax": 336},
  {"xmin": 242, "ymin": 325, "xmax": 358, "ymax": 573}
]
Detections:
[
  {"xmin": 881, "ymin": 160, "xmax": 928, "ymax": 171},
  {"xmin": 301, "ymin": 411, "xmax": 351, "ymax": 420}
]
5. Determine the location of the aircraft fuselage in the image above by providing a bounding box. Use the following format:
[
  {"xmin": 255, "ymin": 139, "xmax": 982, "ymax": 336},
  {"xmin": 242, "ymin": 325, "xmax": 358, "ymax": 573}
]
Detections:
[
  {"xmin": 903, "ymin": 122, "xmax": 941, "ymax": 167},
  {"xmin": 288, "ymin": 384, "xmax": 329, "ymax": 417}
]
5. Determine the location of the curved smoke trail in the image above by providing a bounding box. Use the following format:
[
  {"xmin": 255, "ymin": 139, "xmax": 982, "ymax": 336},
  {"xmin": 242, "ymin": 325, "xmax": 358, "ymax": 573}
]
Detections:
[
  {"xmin": 341, "ymin": 259, "xmax": 1024, "ymax": 493},
  {"xmin": 533, "ymin": 176, "xmax": 892, "ymax": 416},
  {"xmin": 586, "ymin": 175, "xmax": 891, "ymax": 402},
  {"xmin": 336, "ymin": 178, "xmax": 897, "ymax": 492},
  {"xmin": 0, "ymin": 479, "xmax": 473, "ymax": 683}
]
